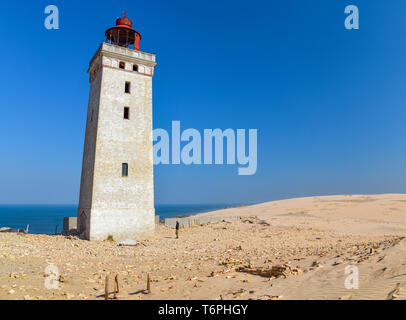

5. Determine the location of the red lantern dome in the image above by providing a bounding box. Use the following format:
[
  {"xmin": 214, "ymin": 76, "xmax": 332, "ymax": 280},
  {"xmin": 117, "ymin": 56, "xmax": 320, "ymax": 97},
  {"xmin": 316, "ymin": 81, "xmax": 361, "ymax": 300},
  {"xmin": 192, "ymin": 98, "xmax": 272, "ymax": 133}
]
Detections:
[{"xmin": 105, "ymin": 12, "xmax": 142, "ymax": 51}]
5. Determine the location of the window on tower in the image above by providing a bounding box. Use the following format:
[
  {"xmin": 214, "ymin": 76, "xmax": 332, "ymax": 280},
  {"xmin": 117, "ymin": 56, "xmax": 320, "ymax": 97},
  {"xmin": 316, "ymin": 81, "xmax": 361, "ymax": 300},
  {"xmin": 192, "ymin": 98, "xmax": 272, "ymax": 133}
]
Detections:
[
  {"xmin": 125, "ymin": 82, "xmax": 131, "ymax": 93},
  {"xmin": 122, "ymin": 163, "xmax": 128, "ymax": 177},
  {"xmin": 124, "ymin": 107, "xmax": 130, "ymax": 119},
  {"xmin": 119, "ymin": 61, "xmax": 125, "ymax": 69},
  {"xmin": 133, "ymin": 64, "xmax": 138, "ymax": 72}
]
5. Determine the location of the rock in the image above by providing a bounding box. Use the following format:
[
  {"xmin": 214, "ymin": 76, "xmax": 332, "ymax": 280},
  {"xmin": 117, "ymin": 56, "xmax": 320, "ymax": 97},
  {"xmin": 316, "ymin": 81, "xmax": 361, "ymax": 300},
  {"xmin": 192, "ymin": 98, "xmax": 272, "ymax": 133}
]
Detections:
[
  {"xmin": 258, "ymin": 294, "xmax": 281, "ymax": 300},
  {"xmin": 311, "ymin": 261, "xmax": 322, "ymax": 268},
  {"xmin": 219, "ymin": 258, "xmax": 245, "ymax": 267},
  {"xmin": 117, "ymin": 239, "xmax": 138, "ymax": 246},
  {"xmin": 386, "ymin": 283, "xmax": 401, "ymax": 300},
  {"xmin": 64, "ymin": 293, "xmax": 75, "ymax": 299},
  {"xmin": 339, "ymin": 293, "xmax": 353, "ymax": 300},
  {"xmin": 8, "ymin": 289, "xmax": 15, "ymax": 294}
]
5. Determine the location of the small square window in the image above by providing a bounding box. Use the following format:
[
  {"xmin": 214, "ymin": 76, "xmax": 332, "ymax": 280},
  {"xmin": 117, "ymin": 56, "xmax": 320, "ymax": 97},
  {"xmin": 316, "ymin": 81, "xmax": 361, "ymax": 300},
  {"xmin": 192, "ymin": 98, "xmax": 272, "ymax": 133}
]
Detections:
[
  {"xmin": 119, "ymin": 61, "xmax": 125, "ymax": 69},
  {"xmin": 122, "ymin": 163, "xmax": 128, "ymax": 177},
  {"xmin": 124, "ymin": 107, "xmax": 130, "ymax": 120},
  {"xmin": 125, "ymin": 82, "xmax": 131, "ymax": 93},
  {"xmin": 133, "ymin": 64, "xmax": 138, "ymax": 72}
]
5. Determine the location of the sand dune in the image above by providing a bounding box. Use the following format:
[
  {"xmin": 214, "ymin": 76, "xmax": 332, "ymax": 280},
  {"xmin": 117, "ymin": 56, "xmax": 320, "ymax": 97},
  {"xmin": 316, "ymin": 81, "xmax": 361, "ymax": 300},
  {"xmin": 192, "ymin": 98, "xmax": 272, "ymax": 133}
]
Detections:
[
  {"xmin": 198, "ymin": 194, "xmax": 406, "ymax": 236},
  {"xmin": 197, "ymin": 194, "xmax": 406, "ymax": 300},
  {"xmin": 0, "ymin": 194, "xmax": 405, "ymax": 300}
]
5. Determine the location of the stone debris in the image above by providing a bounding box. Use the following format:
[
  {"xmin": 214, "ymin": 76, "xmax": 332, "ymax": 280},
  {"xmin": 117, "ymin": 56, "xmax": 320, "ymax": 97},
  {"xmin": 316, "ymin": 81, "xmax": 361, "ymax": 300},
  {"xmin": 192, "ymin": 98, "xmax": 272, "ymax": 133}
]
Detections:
[
  {"xmin": 64, "ymin": 293, "xmax": 75, "ymax": 299},
  {"xmin": 386, "ymin": 283, "xmax": 401, "ymax": 300},
  {"xmin": 9, "ymin": 272, "xmax": 26, "ymax": 279},
  {"xmin": 241, "ymin": 216, "xmax": 263, "ymax": 224},
  {"xmin": 0, "ymin": 221, "xmax": 403, "ymax": 300},
  {"xmin": 219, "ymin": 258, "xmax": 245, "ymax": 267},
  {"xmin": 232, "ymin": 288, "xmax": 246, "ymax": 298},
  {"xmin": 236, "ymin": 264, "xmax": 302, "ymax": 279},
  {"xmin": 257, "ymin": 295, "xmax": 282, "ymax": 300},
  {"xmin": 339, "ymin": 294, "xmax": 353, "ymax": 300},
  {"xmin": 311, "ymin": 261, "xmax": 322, "ymax": 269},
  {"xmin": 65, "ymin": 235, "xmax": 79, "ymax": 240},
  {"xmin": 117, "ymin": 239, "xmax": 138, "ymax": 246},
  {"xmin": 332, "ymin": 239, "xmax": 404, "ymax": 265}
]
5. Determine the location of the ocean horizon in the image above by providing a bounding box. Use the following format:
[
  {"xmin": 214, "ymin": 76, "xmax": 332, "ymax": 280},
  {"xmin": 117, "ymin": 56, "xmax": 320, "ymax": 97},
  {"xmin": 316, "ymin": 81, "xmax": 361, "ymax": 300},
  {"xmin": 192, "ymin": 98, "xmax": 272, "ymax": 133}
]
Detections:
[{"xmin": 0, "ymin": 204, "xmax": 239, "ymax": 235}]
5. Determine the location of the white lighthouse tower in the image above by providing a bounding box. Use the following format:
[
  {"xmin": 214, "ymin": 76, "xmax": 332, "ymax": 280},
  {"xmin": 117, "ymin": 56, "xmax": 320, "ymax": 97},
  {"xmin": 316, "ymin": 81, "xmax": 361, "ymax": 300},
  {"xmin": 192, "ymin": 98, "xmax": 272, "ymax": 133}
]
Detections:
[{"xmin": 77, "ymin": 13, "xmax": 156, "ymax": 240}]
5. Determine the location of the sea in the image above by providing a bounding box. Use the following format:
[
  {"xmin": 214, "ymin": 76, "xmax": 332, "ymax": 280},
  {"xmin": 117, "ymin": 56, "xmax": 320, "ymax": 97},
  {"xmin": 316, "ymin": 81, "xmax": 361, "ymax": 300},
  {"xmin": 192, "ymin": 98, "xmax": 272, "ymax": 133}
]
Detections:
[{"xmin": 0, "ymin": 204, "xmax": 235, "ymax": 235}]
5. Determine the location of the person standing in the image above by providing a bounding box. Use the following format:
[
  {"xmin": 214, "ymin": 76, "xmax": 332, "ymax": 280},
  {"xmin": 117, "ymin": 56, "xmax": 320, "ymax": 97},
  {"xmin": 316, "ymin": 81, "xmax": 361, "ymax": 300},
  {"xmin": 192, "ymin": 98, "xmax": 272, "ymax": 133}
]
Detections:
[{"xmin": 175, "ymin": 221, "xmax": 179, "ymax": 239}]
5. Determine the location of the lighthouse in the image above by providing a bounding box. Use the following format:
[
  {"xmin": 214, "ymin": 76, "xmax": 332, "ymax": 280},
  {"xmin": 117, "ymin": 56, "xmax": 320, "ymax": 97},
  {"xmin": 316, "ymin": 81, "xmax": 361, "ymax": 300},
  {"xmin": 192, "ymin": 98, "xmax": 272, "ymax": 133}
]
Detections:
[{"xmin": 77, "ymin": 13, "xmax": 156, "ymax": 241}]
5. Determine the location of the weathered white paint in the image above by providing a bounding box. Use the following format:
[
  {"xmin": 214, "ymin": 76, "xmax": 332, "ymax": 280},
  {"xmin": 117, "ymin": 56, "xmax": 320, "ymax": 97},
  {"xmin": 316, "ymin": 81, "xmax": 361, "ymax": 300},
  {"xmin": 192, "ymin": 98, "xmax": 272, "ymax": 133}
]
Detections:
[{"xmin": 78, "ymin": 42, "xmax": 157, "ymax": 241}]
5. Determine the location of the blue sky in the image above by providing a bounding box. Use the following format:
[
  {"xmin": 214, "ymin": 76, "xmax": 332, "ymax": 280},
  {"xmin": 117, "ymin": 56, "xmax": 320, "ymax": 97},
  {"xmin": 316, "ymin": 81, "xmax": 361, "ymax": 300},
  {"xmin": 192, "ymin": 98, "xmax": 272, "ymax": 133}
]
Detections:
[{"xmin": 0, "ymin": 0, "xmax": 405, "ymax": 204}]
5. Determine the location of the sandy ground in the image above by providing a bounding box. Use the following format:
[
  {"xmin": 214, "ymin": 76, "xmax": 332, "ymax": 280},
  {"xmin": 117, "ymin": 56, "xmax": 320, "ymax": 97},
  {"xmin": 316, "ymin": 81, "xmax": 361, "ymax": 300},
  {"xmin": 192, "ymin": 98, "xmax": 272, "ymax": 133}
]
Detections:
[{"xmin": 0, "ymin": 194, "xmax": 405, "ymax": 300}]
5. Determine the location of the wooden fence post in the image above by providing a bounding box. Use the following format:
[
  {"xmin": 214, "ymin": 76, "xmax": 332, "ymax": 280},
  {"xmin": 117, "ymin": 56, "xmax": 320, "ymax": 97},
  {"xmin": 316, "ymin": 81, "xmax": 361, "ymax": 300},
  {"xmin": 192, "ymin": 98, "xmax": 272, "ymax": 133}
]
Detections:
[{"xmin": 105, "ymin": 275, "xmax": 109, "ymax": 300}]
